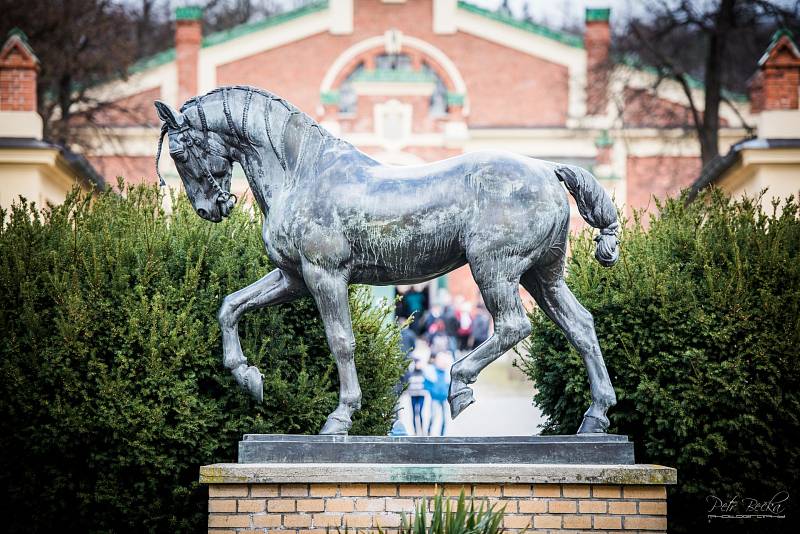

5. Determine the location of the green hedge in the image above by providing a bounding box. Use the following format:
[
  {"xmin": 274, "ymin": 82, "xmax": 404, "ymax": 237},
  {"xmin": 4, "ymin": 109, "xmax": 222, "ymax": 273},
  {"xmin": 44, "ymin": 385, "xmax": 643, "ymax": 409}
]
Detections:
[
  {"xmin": 521, "ymin": 191, "xmax": 799, "ymax": 532},
  {"xmin": 0, "ymin": 185, "xmax": 405, "ymax": 533}
]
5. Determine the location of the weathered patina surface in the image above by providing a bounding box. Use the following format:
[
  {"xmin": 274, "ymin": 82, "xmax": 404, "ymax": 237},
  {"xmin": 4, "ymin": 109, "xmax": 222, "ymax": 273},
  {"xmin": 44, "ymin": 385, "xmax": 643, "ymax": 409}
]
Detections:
[
  {"xmin": 237, "ymin": 434, "xmax": 635, "ymax": 464},
  {"xmin": 155, "ymin": 85, "xmax": 620, "ymax": 435}
]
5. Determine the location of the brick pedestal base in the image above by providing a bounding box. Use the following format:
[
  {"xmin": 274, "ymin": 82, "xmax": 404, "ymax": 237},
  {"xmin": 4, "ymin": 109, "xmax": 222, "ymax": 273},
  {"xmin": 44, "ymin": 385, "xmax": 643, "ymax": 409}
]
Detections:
[{"xmin": 201, "ymin": 464, "xmax": 676, "ymax": 533}]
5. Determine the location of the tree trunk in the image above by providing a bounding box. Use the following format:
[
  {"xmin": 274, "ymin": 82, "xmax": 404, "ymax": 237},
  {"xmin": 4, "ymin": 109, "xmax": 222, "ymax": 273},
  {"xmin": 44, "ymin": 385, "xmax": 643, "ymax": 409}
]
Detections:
[
  {"xmin": 56, "ymin": 74, "xmax": 73, "ymax": 147},
  {"xmin": 699, "ymin": 0, "xmax": 736, "ymax": 166}
]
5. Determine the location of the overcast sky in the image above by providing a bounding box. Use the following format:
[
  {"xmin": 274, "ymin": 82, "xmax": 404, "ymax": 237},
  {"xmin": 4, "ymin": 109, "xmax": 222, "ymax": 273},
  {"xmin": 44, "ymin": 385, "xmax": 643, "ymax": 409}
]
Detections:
[{"xmin": 260, "ymin": 0, "xmax": 797, "ymax": 32}]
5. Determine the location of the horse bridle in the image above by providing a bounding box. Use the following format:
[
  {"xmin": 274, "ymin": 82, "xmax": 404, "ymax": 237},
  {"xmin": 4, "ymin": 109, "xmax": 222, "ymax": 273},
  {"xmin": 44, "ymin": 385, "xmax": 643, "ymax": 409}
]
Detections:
[{"xmin": 155, "ymin": 110, "xmax": 237, "ymax": 207}]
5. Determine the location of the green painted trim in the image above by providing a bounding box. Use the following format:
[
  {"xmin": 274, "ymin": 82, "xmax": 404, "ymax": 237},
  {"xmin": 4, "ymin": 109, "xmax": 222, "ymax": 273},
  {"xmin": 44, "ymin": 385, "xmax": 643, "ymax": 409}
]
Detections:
[
  {"xmin": 129, "ymin": 48, "xmax": 176, "ymax": 75},
  {"xmin": 619, "ymin": 54, "xmax": 749, "ymax": 103},
  {"xmin": 446, "ymin": 92, "xmax": 465, "ymax": 106},
  {"xmin": 175, "ymin": 6, "xmax": 203, "ymax": 21},
  {"xmin": 320, "ymin": 90, "xmax": 339, "ymax": 105},
  {"xmin": 764, "ymin": 28, "xmax": 799, "ymax": 58},
  {"xmin": 351, "ymin": 69, "xmax": 437, "ymax": 83},
  {"xmin": 457, "ymin": 1, "xmax": 584, "ymax": 49},
  {"xmin": 7, "ymin": 27, "xmax": 30, "ymax": 42},
  {"xmin": 5, "ymin": 27, "xmax": 38, "ymax": 61},
  {"xmin": 202, "ymin": 1, "xmax": 328, "ymax": 49},
  {"xmin": 585, "ymin": 8, "xmax": 611, "ymax": 23},
  {"xmin": 127, "ymin": 2, "xmax": 327, "ymax": 76},
  {"xmin": 770, "ymin": 28, "xmax": 796, "ymax": 46},
  {"xmin": 594, "ymin": 129, "xmax": 613, "ymax": 148}
]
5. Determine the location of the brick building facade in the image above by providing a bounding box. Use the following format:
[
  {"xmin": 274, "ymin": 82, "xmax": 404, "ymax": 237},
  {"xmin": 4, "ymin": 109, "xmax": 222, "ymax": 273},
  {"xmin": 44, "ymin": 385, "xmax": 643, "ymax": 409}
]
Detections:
[{"xmin": 83, "ymin": 0, "xmax": 756, "ymax": 302}]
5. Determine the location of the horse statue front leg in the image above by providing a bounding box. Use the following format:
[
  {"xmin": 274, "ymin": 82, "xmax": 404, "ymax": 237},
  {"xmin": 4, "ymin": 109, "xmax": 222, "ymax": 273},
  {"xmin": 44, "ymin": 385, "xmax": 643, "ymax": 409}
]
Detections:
[
  {"xmin": 218, "ymin": 268, "xmax": 309, "ymax": 402},
  {"xmin": 301, "ymin": 262, "xmax": 362, "ymax": 435}
]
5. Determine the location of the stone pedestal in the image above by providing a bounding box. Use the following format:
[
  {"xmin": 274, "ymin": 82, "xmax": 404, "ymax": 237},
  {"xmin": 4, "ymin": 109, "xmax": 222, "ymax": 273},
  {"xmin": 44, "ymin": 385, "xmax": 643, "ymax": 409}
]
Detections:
[{"xmin": 200, "ymin": 435, "xmax": 677, "ymax": 533}]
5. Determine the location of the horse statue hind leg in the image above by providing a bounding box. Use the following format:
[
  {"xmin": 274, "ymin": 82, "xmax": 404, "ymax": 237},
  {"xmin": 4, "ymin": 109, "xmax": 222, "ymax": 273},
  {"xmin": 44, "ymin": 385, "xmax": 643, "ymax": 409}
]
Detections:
[
  {"xmin": 448, "ymin": 263, "xmax": 532, "ymax": 420},
  {"xmin": 521, "ymin": 261, "xmax": 617, "ymax": 433},
  {"xmin": 448, "ymin": 240, "xmax": 618, "ymax": 434},
  {"xmin": 449, "ymin": 164, "xmax": 620, "ymax": 433}
]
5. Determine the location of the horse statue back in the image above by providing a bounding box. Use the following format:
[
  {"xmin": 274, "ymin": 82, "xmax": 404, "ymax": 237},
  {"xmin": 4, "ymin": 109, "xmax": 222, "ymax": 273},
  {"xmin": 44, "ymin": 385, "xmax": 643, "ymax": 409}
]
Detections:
[{"xmin": 155, "ymin": 85, "xmax": 619, "ymax": 435}]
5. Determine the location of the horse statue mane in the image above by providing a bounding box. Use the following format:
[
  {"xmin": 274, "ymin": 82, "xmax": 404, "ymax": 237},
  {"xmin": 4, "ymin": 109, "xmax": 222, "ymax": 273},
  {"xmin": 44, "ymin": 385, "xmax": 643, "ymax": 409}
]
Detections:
[
  {"xmin": 155, "ymin": 85, "xmax": 621, "ymax": 436},
  {"xmin": 181, "ymin": 85, "xmax": 361, "ymax": 177}
]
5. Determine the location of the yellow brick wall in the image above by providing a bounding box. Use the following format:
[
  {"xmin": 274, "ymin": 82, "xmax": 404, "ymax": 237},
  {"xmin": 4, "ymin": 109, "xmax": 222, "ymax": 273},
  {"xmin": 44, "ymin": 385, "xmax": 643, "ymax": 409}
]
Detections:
[{"xmin": 207, "ymin": 482, "xmax": 668, "ymax": 533}]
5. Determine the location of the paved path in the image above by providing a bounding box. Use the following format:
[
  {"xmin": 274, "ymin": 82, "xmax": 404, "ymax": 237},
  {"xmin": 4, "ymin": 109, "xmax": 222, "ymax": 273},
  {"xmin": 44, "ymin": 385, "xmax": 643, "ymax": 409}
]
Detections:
[{"xmin": 396, "ymin": 353, "xmax": 544, "ymax": 436}]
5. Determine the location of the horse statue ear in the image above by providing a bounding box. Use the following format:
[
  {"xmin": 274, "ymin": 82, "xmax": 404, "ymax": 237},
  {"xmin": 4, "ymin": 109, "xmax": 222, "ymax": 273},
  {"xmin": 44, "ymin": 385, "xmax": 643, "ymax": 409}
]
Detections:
[{"xmin": 154, "ymin": 100, "xmax": 183, "ymax": 130}]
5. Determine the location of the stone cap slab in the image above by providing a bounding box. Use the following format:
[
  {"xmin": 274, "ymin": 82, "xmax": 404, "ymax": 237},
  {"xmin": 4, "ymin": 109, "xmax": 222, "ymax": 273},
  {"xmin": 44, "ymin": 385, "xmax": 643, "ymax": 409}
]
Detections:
[
  {"xmin": 238, "ymin": 434, "xmax": 635, "ymax": 465},
  {"xmin": 200, "ymin": 463, "xmax": 677, "ymax": 485}
]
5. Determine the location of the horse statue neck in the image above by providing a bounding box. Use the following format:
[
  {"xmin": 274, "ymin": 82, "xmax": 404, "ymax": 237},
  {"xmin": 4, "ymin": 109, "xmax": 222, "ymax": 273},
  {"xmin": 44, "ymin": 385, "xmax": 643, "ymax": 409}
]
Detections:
[{"xmin": 180, "ymin": 86, "xmax": 343, "ymax": 215}]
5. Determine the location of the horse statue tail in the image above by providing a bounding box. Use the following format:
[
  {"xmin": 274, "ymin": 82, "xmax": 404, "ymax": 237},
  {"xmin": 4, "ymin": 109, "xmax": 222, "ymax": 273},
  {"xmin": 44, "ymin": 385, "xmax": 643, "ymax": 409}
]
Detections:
[{"xmin": 555, "ymin": 165, "xmax": 620, "ymax": 267}]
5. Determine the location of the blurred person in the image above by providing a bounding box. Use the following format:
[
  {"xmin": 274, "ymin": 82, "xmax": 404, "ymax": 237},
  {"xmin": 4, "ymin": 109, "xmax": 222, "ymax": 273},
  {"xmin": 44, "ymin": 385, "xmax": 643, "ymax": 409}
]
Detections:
[
  {"xmin": 406, "ymin": 356, "xmax": 428, "ymax": 436},
  {"xmin": 456, "ymin": 301, "xmax": 473, "ymax": 351},
  {"xmin": 442, "ymin": 300, "xmax": 460, "ymax": 355},
  {"xmin": 425, "ymin": 316, "xmax": 450, "ymax": 356},
  {"xmin": 421, "ymin": 303, "xmax": 442, "ymax": 333},
  {"xmin": 424, "ymin": 351, "xmax": 453, "ymax": 436},
  {"xmin": 470, "ymin": 303, "xmax": 491, "ymax": 349},
  {"xmin": 402, "ymin": 285, "xmax": 429, "ymax": 334},
  {"xmin": 397, "ymin": 316, "xmax": 416, "ymax": 358}
]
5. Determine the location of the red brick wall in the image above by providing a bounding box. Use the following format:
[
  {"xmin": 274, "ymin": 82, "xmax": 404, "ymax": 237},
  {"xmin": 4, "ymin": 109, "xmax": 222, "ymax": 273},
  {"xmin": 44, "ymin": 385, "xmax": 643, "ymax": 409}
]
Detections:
[
  {"xmin": 176, "ymin": 18, "xmax": 201, "ymax": 104},
  {"xmin": 207, "ymin": 482, "xmax": 669, "ymax": 533},
  {"xmin": 585, "ymin": 19, "xmax": 610, "ymax": 115},
  {"xmin": 623, "ymin": 88, "xmax": 728, "ymax": 128},
  {"xmin": 749, "ymin": 71, "xmax": 765, "ymax": 114},
  {"xmin": 447, "ymin": 265, "xmax": 481, "ymax": 305},
  {"xmin": 215, "ymin": 0, "xmax": 569, "ymax": 127},
  {"xmin": 0, "ymin": 40, "xmax": 38, "ymax": 112},
  {"xmin": 761, "ymin": 35, "xmax": 800, "ymax": 111},
  {"xmin": 89, "ymin": 155, "xmax": 156, "ymax": 185},
  {"xmin": 763, "ymin": 64, "xmax": 800, "ymax": 111},
  {"xmin": 359, "ymin": 145, "xmax": 461, "ymax": 162},
  {"xmin": 626, "ymin": 156, "xmax": 701, "ymax": 217},
  {"xmin": 90, "ymin": 87, "xmax": 162, "ymax": 127},
  {"xmin": 397, "ymin": 146, "xmax": 461, "ymax": 161}
]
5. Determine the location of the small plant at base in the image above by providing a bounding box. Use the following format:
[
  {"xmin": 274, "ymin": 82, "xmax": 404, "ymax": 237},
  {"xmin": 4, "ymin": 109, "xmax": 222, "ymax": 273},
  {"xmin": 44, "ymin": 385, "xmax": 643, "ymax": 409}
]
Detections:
[{"xmin": 390, "ymin": 490, "xmax": 507, "ymax": 534}]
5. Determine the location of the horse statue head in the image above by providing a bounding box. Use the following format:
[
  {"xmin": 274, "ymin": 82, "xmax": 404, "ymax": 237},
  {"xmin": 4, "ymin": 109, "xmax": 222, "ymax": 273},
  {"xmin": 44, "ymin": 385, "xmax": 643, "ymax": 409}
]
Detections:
[{"xmin": 154, "ymin": 100, "xmax": 237, "ymax": 222}]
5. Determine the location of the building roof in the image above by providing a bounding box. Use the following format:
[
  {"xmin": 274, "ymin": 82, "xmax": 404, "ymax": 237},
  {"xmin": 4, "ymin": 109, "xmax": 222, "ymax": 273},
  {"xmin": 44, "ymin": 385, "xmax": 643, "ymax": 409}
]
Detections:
[
  {"xmin": 457, "ymin": 1, "xmax": 583, "ymax": 48},
  {"xmin": 129, "ymin": 1, "xmax": 585, "ymax": 76},
  {"xmin": 758, "ymin": 28, "xmax": 800, "ymax": 67},
  {"xmin": 688, "ymin": 137, "xmax": 800, "ymax": 200},
  {"xmin": 130, "ymin": 1, "xmax": 328, "ymax": 74},
  {"xmin": 0, "ymin": 28, "xmax": 40, "ymax": 68},
  {"xmin": 0, "ymin": 137, "xmax": 106, "ymax": 190}
]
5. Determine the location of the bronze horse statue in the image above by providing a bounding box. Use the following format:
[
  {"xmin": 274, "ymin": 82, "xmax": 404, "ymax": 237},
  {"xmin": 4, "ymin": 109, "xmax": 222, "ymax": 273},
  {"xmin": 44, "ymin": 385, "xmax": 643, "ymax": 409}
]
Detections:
[{"xmin": 155, "ymin": 85, "xmax": 620, "ymax": 435}]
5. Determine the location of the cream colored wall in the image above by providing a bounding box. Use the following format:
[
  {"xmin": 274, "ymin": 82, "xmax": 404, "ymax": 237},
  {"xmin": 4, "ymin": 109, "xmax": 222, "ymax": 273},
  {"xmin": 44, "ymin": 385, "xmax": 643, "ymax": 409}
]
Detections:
[
  {"xmin": 0, "ymin": 148, "xmax": 90, "ymax": 214},
  {"xmin": 0, "ymin": 165, "xmax": 45, "ymax": 211},
  {"xmin": 757, "ymin": 110, "xmax": 800, "ymax": 139},
  {"xmin": 718, "ymin": 147, "xmax": 800, "ymax": 211}
]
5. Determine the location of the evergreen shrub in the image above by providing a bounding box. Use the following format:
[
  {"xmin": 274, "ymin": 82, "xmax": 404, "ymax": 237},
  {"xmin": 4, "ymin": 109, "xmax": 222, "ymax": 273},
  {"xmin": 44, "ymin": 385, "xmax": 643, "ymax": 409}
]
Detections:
[
  {"xmin": 521, "ymin": 191, "xmax": 799, "ymax": 532},
  {"xmin": 0, "ymin": 185, "xmax": 405, "ymax": 533}
]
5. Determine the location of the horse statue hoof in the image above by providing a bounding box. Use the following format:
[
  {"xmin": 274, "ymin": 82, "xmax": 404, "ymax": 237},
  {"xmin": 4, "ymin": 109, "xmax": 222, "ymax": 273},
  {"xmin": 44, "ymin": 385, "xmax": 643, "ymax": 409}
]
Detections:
[
  {"xmin": 577, "ymin": 415, "xmax": 608, "ymax": 434},
  {"xmin": 233, "ymin": 364, "xmax": 264, "ymax": 403},
  {"xmin": 449, "ymin": 387, "xmax": 475, "ymax": 419},
  {"xmin": 244, "ymin": 366, "xmax": 264, "ymax": 403},
  {"xmin": 320, "ymin": 414, "xmax": 351, "ymax": 435}
]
